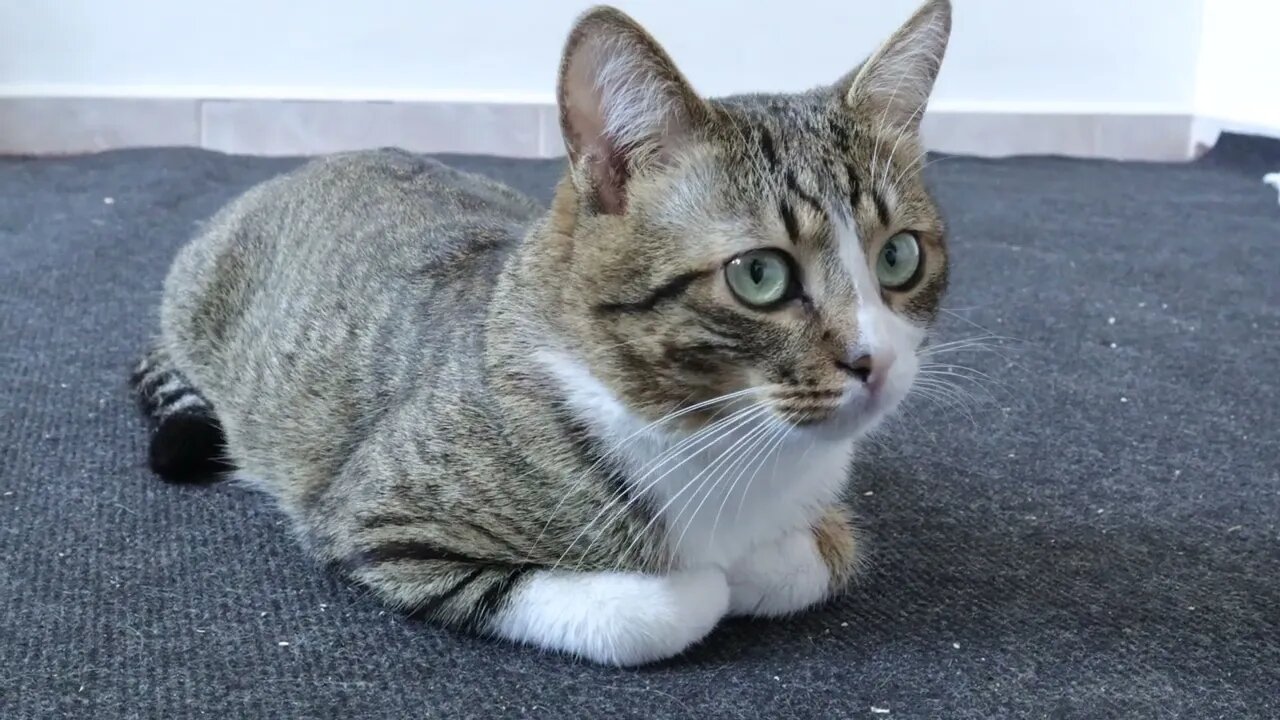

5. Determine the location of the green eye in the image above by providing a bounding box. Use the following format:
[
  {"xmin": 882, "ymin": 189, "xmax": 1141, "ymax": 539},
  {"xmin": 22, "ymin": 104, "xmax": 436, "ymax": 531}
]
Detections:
[
  {"xmin": 876, "ymin": 232, "xmax": 921, "ymax": 289},
  {"xmin": 725, "ymin": 249, "xmax": 794, "ymax": 308}
]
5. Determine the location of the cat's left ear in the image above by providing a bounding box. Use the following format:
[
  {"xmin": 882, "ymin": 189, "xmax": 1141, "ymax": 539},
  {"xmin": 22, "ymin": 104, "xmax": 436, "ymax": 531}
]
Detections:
[
  {"xmin": 557, "ymin": 6, "xmax": 709, "ymax": 215},
  {"xmin": 839, "ymin": 0, "xmax": 952, "ymax": 132}
]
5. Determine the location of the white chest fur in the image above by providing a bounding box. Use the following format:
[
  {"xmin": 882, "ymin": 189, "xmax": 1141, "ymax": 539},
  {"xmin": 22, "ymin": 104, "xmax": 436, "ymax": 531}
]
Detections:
[
  {"xmin": 538, "ymin": 351, "xmax": 854, "ymax": 570},
  {"xmin": 616, "ymin": 427, "xmax": 853, "ymax": 569}
]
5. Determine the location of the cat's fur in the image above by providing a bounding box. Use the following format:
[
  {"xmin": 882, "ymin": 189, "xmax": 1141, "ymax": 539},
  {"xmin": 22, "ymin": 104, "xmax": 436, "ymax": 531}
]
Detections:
[{"xmin": 132, "ymin": 0, "xmax": 952, "ymax": 665}]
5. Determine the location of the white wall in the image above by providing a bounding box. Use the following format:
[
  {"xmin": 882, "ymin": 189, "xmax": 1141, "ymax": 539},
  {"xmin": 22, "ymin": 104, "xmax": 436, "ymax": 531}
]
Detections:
[
  {"xmin": 1194, "ymin": 0, "xmax": 1280, "ymax": 139},
  {"xmin": 6, "ymin": 0, "xmax": 1276, "ymax": 158},
  {"xmin": 0, "ymin": 0, "xmax": 1205, "ymax": 114}
]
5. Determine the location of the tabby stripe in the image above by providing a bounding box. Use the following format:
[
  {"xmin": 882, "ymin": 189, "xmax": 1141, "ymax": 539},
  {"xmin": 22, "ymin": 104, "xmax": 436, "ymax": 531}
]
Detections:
[
  {"xmin": 555, "ymin": 409, "xmax": 648, "ymax": 552},
  {"xmin": 844, "ymin": 163, "xmax": 862, "ymax": 217},
  {"xmin": 134, "ymin": 368, "xmax": 171, "ymax": 396},
  {"xmin": 355, "ymin": 515, "xmax": 518, "ymax": 555},
  {"xmin": 406, "ymin": 567, "xmax": 484, "ymax": 621},
  {"xmin": 468, "ymin": 567, "xmax": 533, "ymax": 630},
  {"xmin": 784, "ymin": 170, "xmax": 827, "ymax": 221},
  {"xmin": 162, "ymin": 393, "xmax": 207, "ymax": 415},
  {"xmin": 829, "ymin": 119, "xmax": 851, "ymax": 155},
  {"xmin": 779, "ymin": 200, "xmax": 800, "ymax": 243},
  {"xmin": 692, "ymin": 318, "xmax": 745, "ymax": 342},
  {"xmin": 594, "ymin": 269, "xmax": 711, "ymax": 315},
  {"xmin": 358, "ymin": 539, "xmax": 486, "ymax": 566},
  {"xmin": 776, "ymin": 388, "xmax": 844, "ymax": 399},
  {"xmin": 357, "ymin": 512, "xmax": 425, "ymax": 530},
  {"xmin": 759, "ymin": 127, "xmax": 779, "ymax": 171},
  {"xmin": 157, "ymin": 387, "xmax": 196, "ymax": 408},
  {"xmin": 872, "ymin": 189, "xmax": 892, "ymax": 227},
  {"xmin": 697, "ymin": 306, "xmax": 761, "ymax": 344},
  {"xmin": 462, "ymin": 521, "xmax": 526, "ymax": 557},
  {"xmin": 905, "ymin": 270, "xmax": 948, "ymax": 320}
]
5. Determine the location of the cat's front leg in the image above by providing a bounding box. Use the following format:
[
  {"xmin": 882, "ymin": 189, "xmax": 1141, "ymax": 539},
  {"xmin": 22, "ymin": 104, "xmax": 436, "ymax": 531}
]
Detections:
[{"xmin": 727, "ymin": 505, "xmax": 859, "ymax": 617}]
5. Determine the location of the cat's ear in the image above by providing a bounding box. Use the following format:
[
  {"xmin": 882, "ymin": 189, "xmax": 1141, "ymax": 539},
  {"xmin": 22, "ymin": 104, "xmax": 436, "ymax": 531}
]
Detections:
[
  {"xmin": 557, "ymin": 6, "xmax": 708, "ymax": 214},
  {"xmin": 839, "ymin": 0, "xmax": 951, "ymax": 132}
]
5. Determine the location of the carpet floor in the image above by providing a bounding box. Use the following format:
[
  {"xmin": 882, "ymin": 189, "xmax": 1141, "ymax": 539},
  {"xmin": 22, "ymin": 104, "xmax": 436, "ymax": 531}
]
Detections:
[{"xmin": 1, "ymin": 135, "xmax": 1277, "ymax": 719}]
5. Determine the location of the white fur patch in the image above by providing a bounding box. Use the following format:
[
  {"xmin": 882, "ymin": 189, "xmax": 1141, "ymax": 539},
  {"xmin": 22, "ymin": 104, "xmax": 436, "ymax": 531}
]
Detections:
[
  {"xmin": 490, "ymin": 566, "xmax": 729, "ymax": 666},
  {"xmin": 727, "ymin": 528, "xmax": 831, "ymax": 617},
  {"xmin": 836, "ymin": 218, "xmax": 923, "ymax": 416},
  {"xmin": 593, "ymin": 40, "xmax": 676, "ymax": 154},
  {"xmin": 536, "ymin": 350, "xmax": 855, "ymax": 571},
  {"xmin": 164, "ymin": 393, "xmax": 206, "ymax": 413},
  {"xmin": 156, "ymin": 377, "xmax": 186, "ymax": 396}
]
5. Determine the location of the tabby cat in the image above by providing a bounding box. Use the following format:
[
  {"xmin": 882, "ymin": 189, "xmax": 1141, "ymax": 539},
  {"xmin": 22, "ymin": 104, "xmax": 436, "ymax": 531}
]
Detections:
[{"xmin": 132, "ymin": 0, "xmax": 952, "ymax": 665}]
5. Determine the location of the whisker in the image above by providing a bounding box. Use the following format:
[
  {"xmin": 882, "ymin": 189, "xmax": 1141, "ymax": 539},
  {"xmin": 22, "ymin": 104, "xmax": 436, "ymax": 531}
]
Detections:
[
  {"xmin": 603, "ymin": 405, "xmax": 776, "ymax": 573},
  {"xmin": 917, "ymin": 368, "xmax": 1005, "ymax": 400},
  {"xmin": 550, "ymin": 400, "xmax": 766, "ymax": 571},
  {"xmin": 706, "ymin": 414, "xmax": 790, "ymax": 550},
  {"xmin": 938, "ymin": 308, "xmax": 1029, "ymax": 345},
  {"xmin": 888, "ymin": 152, "xmax": 963, "ymax": 195},
  {"xmin": 572, "ymin": 403, "xmax": 773, "ymax": 572},
  {"xmin": 734, "ymin": 412, "xmax": 796, "ymax": 525},
  {"xmin": 877, "ymin": 99, "xmax": 929, "ymax": 193},
  {"xmin": 524, "ymin": 386, "xmax": 761, "ymax": 562},
  {"xmin": 908, "ymin": 386, "xmax": 980, "ymax": 427},
  {"xmin": 664, "ymin": 413, "xmax": 783, "ymax": 574}
]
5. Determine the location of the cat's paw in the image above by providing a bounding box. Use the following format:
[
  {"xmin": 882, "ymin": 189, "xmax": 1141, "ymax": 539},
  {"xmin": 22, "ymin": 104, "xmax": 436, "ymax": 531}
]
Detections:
[
  {"xmin": 490, "ymin": 566, "xmax": 729, "ymax": 666},
  {"xmin": 727, "ymin": 507, "xmax": 859, "ymax": 618},
  {"xmin": 727, "ymin": 529, "xmax": 831, "ymax": 617}
]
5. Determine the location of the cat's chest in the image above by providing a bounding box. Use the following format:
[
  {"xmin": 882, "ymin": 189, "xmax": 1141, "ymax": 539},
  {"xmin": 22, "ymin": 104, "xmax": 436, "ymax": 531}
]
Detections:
[{"xmin": 617, "ymin": 430, "xmax": 854, "ymax": 569}]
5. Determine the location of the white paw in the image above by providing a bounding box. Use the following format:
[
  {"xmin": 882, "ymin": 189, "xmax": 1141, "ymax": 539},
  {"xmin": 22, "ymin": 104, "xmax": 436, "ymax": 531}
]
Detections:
[
  {"xmin": 727, "ymin": 529, "xmax": 831, "ymax": 617},
  {"xmin": 490, "ymin": 567, "xmax": 729, "ymax": 666}
]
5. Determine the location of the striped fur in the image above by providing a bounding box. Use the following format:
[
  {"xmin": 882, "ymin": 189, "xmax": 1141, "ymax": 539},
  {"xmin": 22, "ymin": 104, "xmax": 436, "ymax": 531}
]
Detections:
[
  {"xmin": 136, "ymin": 1, "xmax": 953, "ymax": 665},
  {"xmin": 131, "ymin": 348, "xmax": 230, "ymax": 481}
]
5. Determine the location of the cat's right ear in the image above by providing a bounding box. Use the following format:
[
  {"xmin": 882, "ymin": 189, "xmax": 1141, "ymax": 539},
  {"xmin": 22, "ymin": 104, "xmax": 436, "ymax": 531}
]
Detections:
[{"xmin": 557, "ymin": 6, "xmax": 708, "ymax": 215}]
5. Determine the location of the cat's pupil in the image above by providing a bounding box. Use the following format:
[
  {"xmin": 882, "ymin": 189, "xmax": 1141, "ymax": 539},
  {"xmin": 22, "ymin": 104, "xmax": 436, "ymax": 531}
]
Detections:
[
  {"xmin": 885, "ymin": 246, "xmax": 898, "ymax": 266},
  {"xmin": 750, "ymin": 259, "xmax": 765, "ymax": 284}
]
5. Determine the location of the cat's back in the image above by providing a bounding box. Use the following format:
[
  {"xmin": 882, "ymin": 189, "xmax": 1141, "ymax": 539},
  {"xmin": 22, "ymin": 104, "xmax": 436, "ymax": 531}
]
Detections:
[
  {"xmin": 164, "ymin": 147, "xmax": 540, "ymax": 352},
  {"xmin": 247, "ymin": 148, "xmax": 541, "ymax": 268},
  {"xmin": 160, "ymin": 149, "xmax": 542, "ymax": 467}
]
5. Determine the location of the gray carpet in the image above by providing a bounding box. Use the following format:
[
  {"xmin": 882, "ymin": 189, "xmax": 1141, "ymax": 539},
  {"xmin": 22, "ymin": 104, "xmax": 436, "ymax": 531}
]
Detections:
[{"xmin": 2, "ymin": 135, "xmax": 1277, "ymax": 720}]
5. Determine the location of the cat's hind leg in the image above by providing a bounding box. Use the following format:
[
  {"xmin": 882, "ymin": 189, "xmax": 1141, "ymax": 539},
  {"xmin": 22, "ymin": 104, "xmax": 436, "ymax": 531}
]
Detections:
[{"xmin": 130, "ymin": 346, "xmax": 231, "ymax": 482}]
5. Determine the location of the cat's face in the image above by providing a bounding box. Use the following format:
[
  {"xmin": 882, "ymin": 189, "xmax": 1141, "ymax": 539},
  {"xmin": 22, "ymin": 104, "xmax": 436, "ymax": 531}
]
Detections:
[{"xmin": 552, "ymin": 1, "xmax": 951, "ymax": 437}]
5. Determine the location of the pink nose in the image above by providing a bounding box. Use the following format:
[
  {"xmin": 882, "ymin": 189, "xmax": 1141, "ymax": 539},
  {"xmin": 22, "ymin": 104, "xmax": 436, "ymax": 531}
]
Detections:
[{"xmin": 838, "ymin": 352, "xmax": 894, "ymax": 392}]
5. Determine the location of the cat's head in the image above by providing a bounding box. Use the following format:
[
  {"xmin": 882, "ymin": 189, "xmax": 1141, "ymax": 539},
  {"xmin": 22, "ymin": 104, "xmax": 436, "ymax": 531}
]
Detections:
[{"xmin": 542, "ymin": 0, "xmax": 952, "ymax": 438}]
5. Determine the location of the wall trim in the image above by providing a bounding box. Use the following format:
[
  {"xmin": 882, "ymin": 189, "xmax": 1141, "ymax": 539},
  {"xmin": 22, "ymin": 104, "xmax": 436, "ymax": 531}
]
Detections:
[{"xmin": 0, "ymin": 96, "xmax": 1198, "ymax": 161}]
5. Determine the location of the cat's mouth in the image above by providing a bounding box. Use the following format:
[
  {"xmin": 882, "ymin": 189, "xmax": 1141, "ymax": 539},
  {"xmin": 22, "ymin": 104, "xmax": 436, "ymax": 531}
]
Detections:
[
  {"xmin": 762, "ymin": 380, "xmax": 899, "ymax": 435},
  {"xmin": 765, "ymin": 384, "xmax": 864, "ymax": 427}
]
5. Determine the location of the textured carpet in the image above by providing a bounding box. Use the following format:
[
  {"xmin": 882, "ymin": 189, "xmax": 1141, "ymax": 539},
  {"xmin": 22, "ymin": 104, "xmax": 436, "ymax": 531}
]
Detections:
[{"xmin": 2, "ymin": 135, "xmax": 1277, "ymax": 720}]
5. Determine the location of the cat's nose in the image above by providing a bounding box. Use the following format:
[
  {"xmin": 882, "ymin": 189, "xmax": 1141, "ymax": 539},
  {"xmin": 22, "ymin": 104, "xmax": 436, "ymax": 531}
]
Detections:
[
  {"xmin": 839, "ymin": 354, "xmax": 874, "ymax": 383},
  {"xmin": 837, "ymin": 351, "xmax": 894, "ymax": 391}
]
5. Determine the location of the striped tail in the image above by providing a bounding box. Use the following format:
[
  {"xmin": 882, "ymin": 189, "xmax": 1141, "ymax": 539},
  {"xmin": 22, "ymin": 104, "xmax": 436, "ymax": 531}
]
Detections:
[{"xmin": 130, "ymin": 347, "xmax": 231, "ymax": 482}]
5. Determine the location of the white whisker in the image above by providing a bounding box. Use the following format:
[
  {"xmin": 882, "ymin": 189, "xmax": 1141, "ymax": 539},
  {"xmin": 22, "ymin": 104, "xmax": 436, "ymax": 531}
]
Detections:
[
  {"xmin": 549, "ymin": 399, "xmax": 766, "ymax": 570},
  {"xmin": 523, "ymin": 386, "xmax": 759, "ymax": 561},
  {"xmin": 602, "ymin": 405, "xmax": 775, "ymax": 572},
  {"xmin": 573, "ymin": 402, "xmax": 773, "ymax": 572},
  {"xmin": 663, "ymin": 412, "xmax": 782, "ymax": 573}
]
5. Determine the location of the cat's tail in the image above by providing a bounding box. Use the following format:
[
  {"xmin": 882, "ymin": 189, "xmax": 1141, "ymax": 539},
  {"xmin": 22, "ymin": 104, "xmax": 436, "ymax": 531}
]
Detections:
[{"xmin": 130, "ymin": 346, "xmax": 231, "ymax": 482}]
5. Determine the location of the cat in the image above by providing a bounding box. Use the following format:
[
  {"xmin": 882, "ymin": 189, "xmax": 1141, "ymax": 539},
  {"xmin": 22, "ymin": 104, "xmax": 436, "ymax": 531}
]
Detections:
[{"xmin": 132, "ymin": 0, "xmax": 952, "ymax": 666}]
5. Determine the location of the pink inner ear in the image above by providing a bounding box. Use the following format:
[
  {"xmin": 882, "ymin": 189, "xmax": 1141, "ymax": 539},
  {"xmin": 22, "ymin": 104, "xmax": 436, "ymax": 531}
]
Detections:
[
  {"xmin": 591, "ymin": 144, "xmax": 630, "ymax": 215},
  {"xmin": 562, "ymin": 45, "xmax": 631, "ymax": 215}
]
